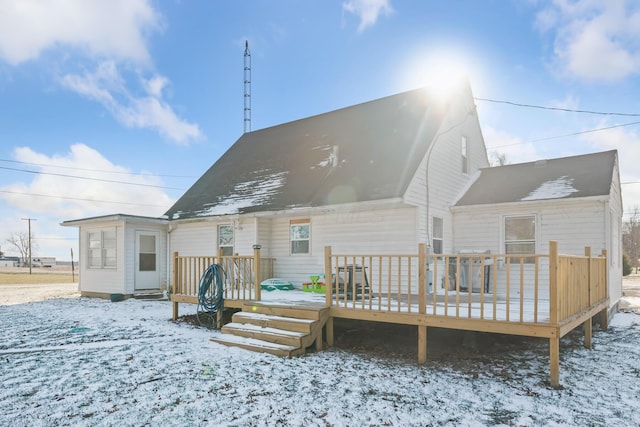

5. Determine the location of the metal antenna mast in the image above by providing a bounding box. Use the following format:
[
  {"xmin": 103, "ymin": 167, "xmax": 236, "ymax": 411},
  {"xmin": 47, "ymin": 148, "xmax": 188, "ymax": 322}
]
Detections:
[{"xmin": 244, "ymin": 40, "xmax": 251, "ymax": 133}]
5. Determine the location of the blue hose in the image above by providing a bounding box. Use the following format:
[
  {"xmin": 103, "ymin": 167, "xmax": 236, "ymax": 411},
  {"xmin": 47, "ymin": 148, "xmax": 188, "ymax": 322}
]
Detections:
[{"xmin": 196, "ymin": 264, "xmax": 224, "ymax": 328}]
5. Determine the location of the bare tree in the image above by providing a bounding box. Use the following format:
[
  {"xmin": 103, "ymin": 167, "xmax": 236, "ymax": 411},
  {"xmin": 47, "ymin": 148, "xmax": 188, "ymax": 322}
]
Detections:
[
  {"xmin": 490, "ymin": 152, "xmax": 508, "ymax": 167},
  {"xmin": 623, "ymin": 207, "xmax": 640, "ymax": 273},
  {"xmin": 5, "ymin": 232, "xmax": 37, "ymax": 266}
]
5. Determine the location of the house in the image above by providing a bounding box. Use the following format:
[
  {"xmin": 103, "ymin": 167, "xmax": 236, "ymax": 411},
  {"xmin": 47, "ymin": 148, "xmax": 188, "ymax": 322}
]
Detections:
[{"xmin": 61, "ymin": 81, "xmax": 622, "ymax": 313}]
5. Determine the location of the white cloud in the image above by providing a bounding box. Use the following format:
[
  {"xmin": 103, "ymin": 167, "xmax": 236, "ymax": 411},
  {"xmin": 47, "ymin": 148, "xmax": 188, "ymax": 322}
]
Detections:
[
  {"xmin": 0, "ymin": 0, "xmax": 161, "ymax": 65},
  {"xmin": 0, "ymin": 143, "xmax": 174, "ymax": 220},
  {"xmin": 0, "ymin": 1, "xmax": 203, "ymax": 144},
  {"xmin": 343, "ymin": 0, "xmax": 394, "ymax": 32},
  {"xmin": 61, "ymin": 62, "xmax": 202, "ymax": 144},
  {"xmin": 581, "ymin": 122, "xmax": 640, "ymax": 214},
  {"xmin": 0, "ymin": 143, "xmax": 176, "ymax": 261},
  {"xmin": 536, "ymin": 0, "xmax": 640, "ymax": 82}
]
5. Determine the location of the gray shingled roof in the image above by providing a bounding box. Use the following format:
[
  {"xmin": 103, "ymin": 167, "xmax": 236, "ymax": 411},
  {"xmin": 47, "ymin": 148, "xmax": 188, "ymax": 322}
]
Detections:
[
  {"xmin": 165, "ymin": 88, "xmax": 449, "ymax": 220},
  {"xmin": 455, "ymin": 150, "xmax": 617, "ymax": 206}
]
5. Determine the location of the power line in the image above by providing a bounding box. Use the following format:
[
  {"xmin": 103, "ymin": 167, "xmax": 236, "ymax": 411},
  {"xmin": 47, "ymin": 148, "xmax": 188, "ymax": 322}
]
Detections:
[
  {"xmin": 0, "ymin": 165, "xmax": 186, "ymax": 191},
  {"xmin": 0, "ymin": 189, "xmax": 169, "ymax": 208},
  {"xmin": 0, "ymin": 158, "xmax": 196, "ymax": 179},
  {"xmin": 487, "ymin": 120, "xmax": 640, "ymax": 149},
  {"xmin": 475, "ymin": 97, "xmax": 640, "ymax": 117}
]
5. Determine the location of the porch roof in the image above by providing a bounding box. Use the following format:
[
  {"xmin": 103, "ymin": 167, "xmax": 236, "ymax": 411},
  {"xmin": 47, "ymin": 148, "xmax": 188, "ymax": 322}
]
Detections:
[
  {"xmin": 455, "ymin": 150, "xmax": 617, "ymax": 206},
  {"xmin": 165, "ymin": 86, "xmax": 453, "ymax": 220}
]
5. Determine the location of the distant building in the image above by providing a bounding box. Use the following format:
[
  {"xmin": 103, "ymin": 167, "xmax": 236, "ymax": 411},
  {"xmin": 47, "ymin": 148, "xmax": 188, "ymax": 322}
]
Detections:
[{"xmin": 0, "ymin": 256, "xmax": 20, "ymax": 267}]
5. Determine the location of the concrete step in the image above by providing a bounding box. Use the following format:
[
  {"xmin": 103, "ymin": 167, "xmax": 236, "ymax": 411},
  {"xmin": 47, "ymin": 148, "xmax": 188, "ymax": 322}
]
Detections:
[
  {"xmin": 222, "ymin": 322, "xmax": 306, "ymax": 347},
  {"xmin": 210, "ymin": 334, "xmax": 305, "ymax": 357},
  {"xmin": 232, "ymin": 311, "xmax": 316, "ymax": 333},
  {"xmin": 132, "ymin": 290, "xmax": 166, "ymax": 300}
]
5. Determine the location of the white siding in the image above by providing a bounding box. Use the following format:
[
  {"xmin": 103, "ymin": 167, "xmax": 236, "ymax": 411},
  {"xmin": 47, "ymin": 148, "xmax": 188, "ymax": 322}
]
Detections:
[
  {"xmin": 266, "ymin": 207, "xmax": 419, "ymax": 285},
  {"xmin": 452, "ymin": 199, "xmax": 611, "ymax": 300},
  {"xmin": 169, "ymin": 221, "xmax": 216, "ymax": 256},
  {"xmin": 608, "ymin": 159, "xmax": 624, "ymax": 306},
  {"xmin": 78, "ymin": 221, "xmax": 126, "ymax": 294},
  {"xmin": 404, "ymin": 84, "xmax": 489, "ymax": 252}
]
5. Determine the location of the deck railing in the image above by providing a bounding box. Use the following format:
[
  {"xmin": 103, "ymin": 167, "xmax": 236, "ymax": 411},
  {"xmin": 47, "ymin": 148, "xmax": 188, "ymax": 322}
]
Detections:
[
  {"xmin": 172, "ymin": 248, "xmax": 274, "ymax": 304},
  {"xmin": 324, "ymin": 241, "xmax": 608, "ymax": 326}
]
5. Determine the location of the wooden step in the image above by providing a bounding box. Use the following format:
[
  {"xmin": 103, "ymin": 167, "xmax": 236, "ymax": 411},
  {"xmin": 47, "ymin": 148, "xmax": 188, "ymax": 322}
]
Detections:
[
  {"xmin": 232, "ymin": 311, "xmax": 316, "ymax": 333},
  {"xmin": 242, "ymin": 302, "xmax": 328, "ymax": 321},
  {"xmin": 222, "ymin": 322, "xmax": 306, "ymax": 347},
  {"xmin": 210, "ymin": 334, "xmax": 305, "ymax": 357}
]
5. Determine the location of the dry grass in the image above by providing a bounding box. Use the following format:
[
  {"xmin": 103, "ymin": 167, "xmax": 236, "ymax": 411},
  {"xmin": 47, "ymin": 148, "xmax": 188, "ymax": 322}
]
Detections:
[{"xmin": 0, "ymin": 267, "xmax": 77, "ymax": 285}]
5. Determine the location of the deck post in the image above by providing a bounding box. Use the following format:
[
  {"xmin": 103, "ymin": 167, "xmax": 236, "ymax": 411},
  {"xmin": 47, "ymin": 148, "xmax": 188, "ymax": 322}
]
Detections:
[
  {"xmin": 324, "ymin": 246, "xmax": 334, "ymax": 346},
  {"xmin": 253, "ymin": 245, "xmax": 262, "ymax": 301},
  {"xmin": 583, "ymin": 247, "xmax": 593, "ymax": 349},
  {"xmin": 325, "ymin": 318, "xmax": 334, "ymax": 347},
  {"xmin": 418, "ymin": 243, "xmax": 428, "ymax": 363},
  {"xmin": 549, "ymin": 241, "xmax": 559, "ymax": 325},
  {"xmin": 599, "ymin": 248, "xmax": 609, "ymax": 329},
  {"xmin": 418, "ymin": 243, "xmax": 427, "ymax": 315},
  {"xmin": 418, "ymin": 325, "xmax": 427, "ymax": 364},
  {"xmin": 172, "ymin": 251, "xmax": 179, "ymax": 321},
  {"xmin": 550, "ymin": 336, "xmax": 560, "ymax": 388},
  {"xmin": 548, "ymin": 241, "xmax": 560, "ymax": 387}
]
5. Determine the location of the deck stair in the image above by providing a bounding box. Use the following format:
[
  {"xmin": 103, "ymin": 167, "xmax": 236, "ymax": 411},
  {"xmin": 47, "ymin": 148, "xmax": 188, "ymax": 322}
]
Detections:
[{"xmin": 210, "ymin": 303, "xmax": 329, "ymax": 357}]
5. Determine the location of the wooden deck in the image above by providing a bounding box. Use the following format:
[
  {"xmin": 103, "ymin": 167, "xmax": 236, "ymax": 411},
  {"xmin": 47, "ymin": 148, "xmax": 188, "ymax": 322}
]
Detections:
[{"xmin": 170, "ymin": 241, "xmax": 609, "ymax": 387}]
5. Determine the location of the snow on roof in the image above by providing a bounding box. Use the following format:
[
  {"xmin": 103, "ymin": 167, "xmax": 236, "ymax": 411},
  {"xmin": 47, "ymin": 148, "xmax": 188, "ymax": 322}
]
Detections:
[
  {"xmin": 165, "ymin": 85, "xmax": 453, "ymax": 220},
  {"xmin": 456, "ymin": 150, "xmax": 617, "ymax": 206},
  {"xmin": 521, "ymin": 175, "xmax": 580, "ymax": 201}
]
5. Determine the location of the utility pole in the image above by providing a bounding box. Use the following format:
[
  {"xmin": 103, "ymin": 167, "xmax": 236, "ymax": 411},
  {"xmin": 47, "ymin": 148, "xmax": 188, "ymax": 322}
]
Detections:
[{"xmin": 21, "ymin": 217, "xmax": 36, "ymax": 274}]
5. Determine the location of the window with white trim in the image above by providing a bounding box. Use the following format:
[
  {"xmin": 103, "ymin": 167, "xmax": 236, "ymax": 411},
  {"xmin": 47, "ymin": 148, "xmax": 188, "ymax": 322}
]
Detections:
[
  {"xmin": 461, "ymin": 135, "xmax": 469, "ymax": 174},
  {"xmin": 504, "ymin": 215, "xmax": 536, "ymax": 263},
  {"xmin": 290, "ymin": 219, "xmax": 310, "ymax": 255},
  {"xmin": 87, "ymin": 228, "xmax": 116, "ymax": 269},
  {"xmin": 432, "ymin": 217, "xmax": 443, "ymax": 254},
  {"xmin": 218, "ymin": 225, "xmax": 234, "ymax": 256}
]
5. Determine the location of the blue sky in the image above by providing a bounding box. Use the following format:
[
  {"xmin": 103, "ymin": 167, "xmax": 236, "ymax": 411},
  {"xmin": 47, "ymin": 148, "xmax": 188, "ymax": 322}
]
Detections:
[{"xmin": 1, "ymin": 0, "xmax": 639, "ymax": 261}]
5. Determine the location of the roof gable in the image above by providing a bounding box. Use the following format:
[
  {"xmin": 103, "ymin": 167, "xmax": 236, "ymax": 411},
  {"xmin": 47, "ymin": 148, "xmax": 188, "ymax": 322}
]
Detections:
[
  {"xmin": 166, "ymin": 87, "xmax": 451, "ymax": 220},
  {"xmin": 455, "ymin": 150, "xmax": 617, "ymax": 206}
]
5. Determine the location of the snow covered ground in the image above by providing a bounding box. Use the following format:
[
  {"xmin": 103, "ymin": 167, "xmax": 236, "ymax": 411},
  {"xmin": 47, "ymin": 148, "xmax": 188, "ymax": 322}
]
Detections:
[{"xmin": 1, "ymin": 296, "xmax": 639, "ymax": 426}]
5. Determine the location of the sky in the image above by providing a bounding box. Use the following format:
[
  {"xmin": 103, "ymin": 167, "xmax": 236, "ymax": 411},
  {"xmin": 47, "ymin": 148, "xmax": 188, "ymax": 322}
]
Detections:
[{"xmin": 1, "ymin": 0, "xmax": 640, "ymax": 262}]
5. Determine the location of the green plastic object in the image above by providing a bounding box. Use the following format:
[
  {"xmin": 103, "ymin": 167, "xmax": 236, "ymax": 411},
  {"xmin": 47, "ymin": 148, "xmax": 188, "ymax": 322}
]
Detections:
[{"xmin": 260, "ymin": 278, "xmax": 294, "ymax": 291}]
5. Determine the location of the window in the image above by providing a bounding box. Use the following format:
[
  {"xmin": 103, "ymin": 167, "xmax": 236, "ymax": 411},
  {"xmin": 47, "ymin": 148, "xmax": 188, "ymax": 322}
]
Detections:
[
  {"xmin": 504, "ymin": 215, "xmax": 536, "ymax": 263},
  {"xmin": 432, "ymin": 217, "xmax": 443, "ymax": 254},
  {"xmin": 461, "ymin": 136, "xmax": 469, "ymax": 174},
  {"xmin": 290, "ymin": 219, "xmax": 310, "ymax": 255},
  {"xmin": 218, "ymin": 225, "xmax": 234, "ymax": 256},
  {"xmin": 139, "ymin": 235, "xmax": 156, "ymax": 271},
  {"xmin": 87, "ymin": 228, "xmax": 116, "ymax": 269}
]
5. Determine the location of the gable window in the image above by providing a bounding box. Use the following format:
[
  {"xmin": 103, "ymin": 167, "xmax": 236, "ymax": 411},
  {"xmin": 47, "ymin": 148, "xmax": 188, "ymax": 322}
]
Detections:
[
  {"xmin": 218, "ymin": 225, "xmax": 234, "ymax": 256},
  {"xmin": 461, "ymin": 136, "xmax": 469, "ymax": 174},
  {"xmin": 504, "ymin": 215, "xmax": 536, "ymax": 263},
  {"xmin": 88, "ymin": 228, "xmax": 116, "ymax": 269},
  {"xmin": 290, "ymin": 219, "xmax": 310, "ymax": 255},
  {"xmin": 432, "ymin": 217, "xmax": 443, "ymax": 254}
]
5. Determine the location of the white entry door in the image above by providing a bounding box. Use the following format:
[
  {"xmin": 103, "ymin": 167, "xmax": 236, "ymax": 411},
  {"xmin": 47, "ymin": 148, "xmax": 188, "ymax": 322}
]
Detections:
[{"xmin": 135, "ymin": 231, "xmax": 160, "ymax": 290}]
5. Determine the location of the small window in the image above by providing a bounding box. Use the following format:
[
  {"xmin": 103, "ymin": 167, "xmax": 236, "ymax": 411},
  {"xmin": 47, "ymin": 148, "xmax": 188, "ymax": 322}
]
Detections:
[
  {"xmin": 432, "ymin": 217, "xmax": 443, "ymax": 254},
  {"xmin": 218, "ymin": 225, "xmax": 234, "ymax": 256},
  {"xmin": 87, "ymin": 228, "xmax": 117, "ymax": 269},
  {"xmin": 461, "ymin": 136, "xmax": 468, "ymax": 174},
  {"xmin": 139, "ymin": 235, "xmax": 156, "ymax": 271},
  {"xmin": 290, "ymin": 219, "xmax": 310, "ymax": 255},
  {"xmin": 504, "ymin": 215, "xmax": 536, "ymax": 263}
]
